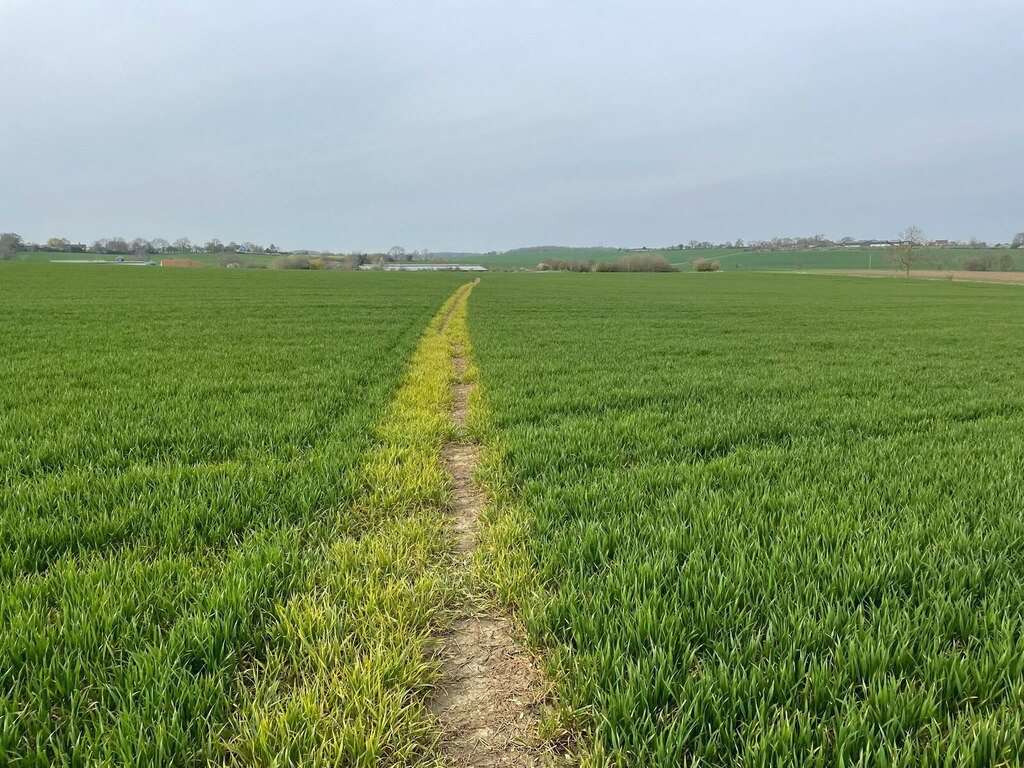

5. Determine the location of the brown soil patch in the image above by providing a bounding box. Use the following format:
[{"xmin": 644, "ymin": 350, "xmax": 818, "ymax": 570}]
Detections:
[
  {"xmin": 816, "ymin": 269, "xmax": 1024, "ymax": 285},
  {"xmin": 431, "ymin": 617, "xmax": 548, "ymax": 767},
  {"xmin": 432, "ymin": 317, "xmax": 548, "ymax": 767},
  {"xmin": 452, "ymin": 357, "xmax": 471, "ymax": 430},
  {"xmin": 441, "ymin": 443, "xmax": 481, "ymax": 555}
]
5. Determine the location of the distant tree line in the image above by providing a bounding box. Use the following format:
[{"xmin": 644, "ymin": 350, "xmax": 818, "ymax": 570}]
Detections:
[
  {"xmin": 4, "ymin": 230, "xmax": 1024, "ymax": 268},
  {"xmin": 665, "ymin": 233, "xmax": 1024, "ymax": 252},
  {"xmin": 657, "ymin": 237, "xmax": 826, "ymax": 250},
  {"xmin": 0, "ymin": 235, "xmax": 435, "ymax": 267},
  {"xmin": 505, "ymin": 245, "xmax": 624, "ymax": 255},
  {"xmin": 1, "ymin": 234, "xmax": 286, "ymax": 258},
  {"xmin": 538, "ymin": 253, "xmax": 678, "ymax": 273},
  {"xmin": 253, "ymin": 247, "xmax": 433, "ymax": 270},
  {"xmin": 83, "ymin": 238, "xmax": 284, "ymax": 257}
]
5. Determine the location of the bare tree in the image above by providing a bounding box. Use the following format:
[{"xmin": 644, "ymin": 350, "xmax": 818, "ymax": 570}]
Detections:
[
  {"xmin": 339, "ymin": 253, "xmax": 363, "ymax": 269},
  {"xmin": 106, "ymin": 237, "xmax": 129, "ymax": 254},
  {"xmin": 887, "ymin": 226, "xmax": 926, "ymax": 276},
  {"xmin": 1012, "ymin": 232, "xmax": 1024, "ymax": 249},
  {"xmin": 388, "ymin": 246, "xmax": 408, "ymax": 262},
  {"xmin": 130, "ymin": 238, "xmax": 152, "ymax": 256}
]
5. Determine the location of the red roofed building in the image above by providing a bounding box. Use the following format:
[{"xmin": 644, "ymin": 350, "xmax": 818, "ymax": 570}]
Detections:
[{"xmin": 160, "ymin": 259, "xmax": 204, "ymax": 267}]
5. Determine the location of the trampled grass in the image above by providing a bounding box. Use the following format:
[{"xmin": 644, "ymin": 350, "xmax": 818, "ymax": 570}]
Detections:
[
  {"xmin": 469, "ymin": 273, "xmax": 1024, "ymax": 766},
  {"xmin": 0, "ymin": 264, "xmax": 467, "ymax": 765}
]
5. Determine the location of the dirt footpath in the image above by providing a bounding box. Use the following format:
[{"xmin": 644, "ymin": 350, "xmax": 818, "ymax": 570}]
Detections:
[{"xmin": 432, "ymin": 286, "xmax": 549, "ymax": 768}]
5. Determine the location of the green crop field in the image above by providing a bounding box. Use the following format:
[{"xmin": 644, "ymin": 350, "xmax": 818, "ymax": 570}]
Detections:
[
  {"xmin": 0, "ymin": 264, "xmax": 467, "ymax": 765},
  {"xmin": 3, "ymin": 263, "xmax": 1023, "ymax": 766},
  {"xmin": 470, "ymin": 274, "xmax": 1024, "ymax": 765}
]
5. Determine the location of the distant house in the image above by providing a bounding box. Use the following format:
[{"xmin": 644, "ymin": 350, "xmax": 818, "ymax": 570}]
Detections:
[
  {"xmin": 161, "ymin": 259, "xmax": 204, "ymax": 267},
  {"xmin": 931, "ymin": 239, "xmax": 950, "ymax": 247}
]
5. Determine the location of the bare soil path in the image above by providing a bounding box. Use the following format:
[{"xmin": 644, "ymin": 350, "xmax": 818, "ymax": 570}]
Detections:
[
  {"xmin": 431, "ymin": 285, "xmax": 548, "ymax": 767},
  {"xmin": 438, "ymin": 282, "xmax": 476, "ymax": 332}
]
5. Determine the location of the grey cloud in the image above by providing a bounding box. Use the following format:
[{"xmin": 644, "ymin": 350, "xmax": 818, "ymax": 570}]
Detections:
[{"xmin": 2, "ymin": 0, "xmax": 1022, "ymax": 250}]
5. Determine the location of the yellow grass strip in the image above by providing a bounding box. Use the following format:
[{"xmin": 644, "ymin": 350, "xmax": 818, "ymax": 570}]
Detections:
[{"xmin": 225, "ymin": 283, "xmax": 476, "ymax": 767}]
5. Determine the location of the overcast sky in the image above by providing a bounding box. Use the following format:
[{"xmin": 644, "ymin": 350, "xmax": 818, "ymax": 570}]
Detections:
[{"xmin": 2, "ymin": 0, "xmax": 1021, "ymax": 252}]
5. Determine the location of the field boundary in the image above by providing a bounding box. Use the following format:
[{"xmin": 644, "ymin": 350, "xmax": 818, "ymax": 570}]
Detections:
[{"xmin": 802, "ymin": 269, "xmax": 1024, "ymax": 285}]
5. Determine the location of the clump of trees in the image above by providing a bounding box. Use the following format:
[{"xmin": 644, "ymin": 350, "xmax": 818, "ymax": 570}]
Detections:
[
  {"xmin": 339, "ymin": 253, "xmax": 367, "ymax": 270},
  {"xmin": 259, "ymin": 247, "xmax": 434, "ymax": 271},
  {"xmin": 611, "ymin": 253, "xmax": 678, "ymax": 272},
  {"xmin": 693, "ymin": 259, "xmax": 721, "ymax": 272},
  {"xmin": 538, "ymin": 257, "xmax": 595, "ymax": 272},
  {"xmin": 269, "ymin": 254, "xmax": 316, "ymax": 270},
  {"xmin": 539, "ymin": 253, "xmax": 678, "ymax": 273},
  {"xmin": 0, "ymin": 232, "xmax": 24, "ymax": 260},
  {"xmin": 44, "ymin": 237, "xmax": 87, "ymax": 252},
  {"xmin": 963, "ymin": 253, "xmax": 1017, "ymax": 272}
]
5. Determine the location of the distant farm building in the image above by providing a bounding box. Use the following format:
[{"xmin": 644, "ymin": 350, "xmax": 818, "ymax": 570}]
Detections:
[
  {"xmin": 840, "ymin": 240, "xmax": 900, "ymax": 248},
  {"xmin": 358, "ymin": 263, "xmax": 487, "ymax": 272},
  {"xmin": 160, "ymin": 259, "xmax": 204, "ymax": 267}
]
